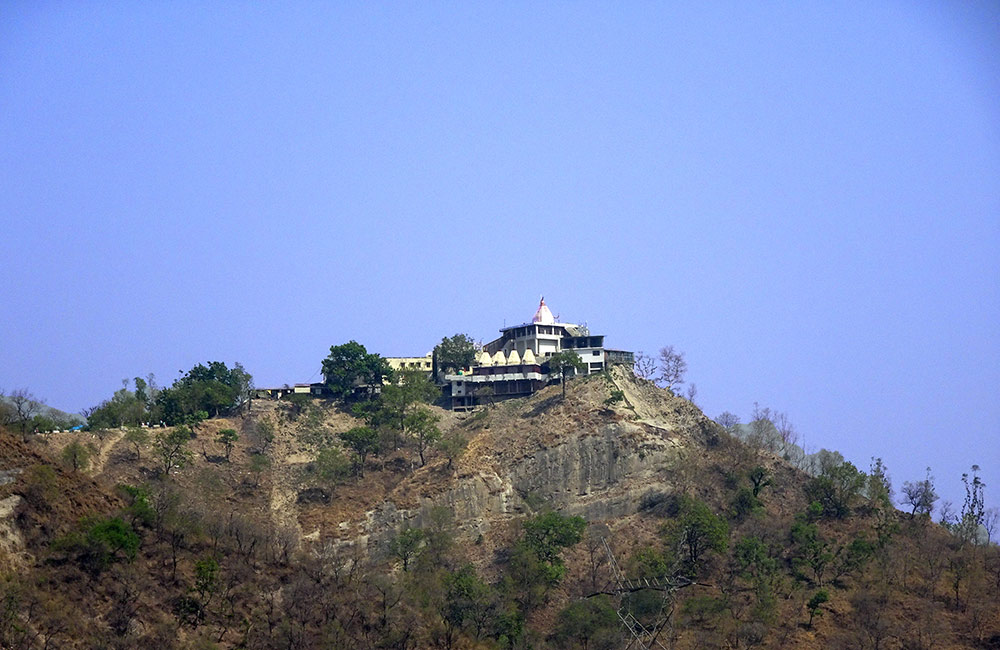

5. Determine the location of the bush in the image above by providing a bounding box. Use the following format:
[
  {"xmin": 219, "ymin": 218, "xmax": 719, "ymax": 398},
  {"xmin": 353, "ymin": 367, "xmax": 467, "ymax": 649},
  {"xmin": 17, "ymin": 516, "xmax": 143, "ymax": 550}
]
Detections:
[
  {"xmin": 117, "ymin": 484, "xmax": 155, "ymax": 528},
  {"xmin": 313, "ymin": 446, "xmax": 351, "ymax": 484},
  {"xmin": 553, "ymin": 595, "xmax": 619, "ymax": 649},
  {"xmin": 20, "ymin": 464, "xmax": 58, "ymax": 510},
  {"xmin": 603, "ymin": 390, "xmax": 625, "ymax": 406},
  {"xmin": 54, "ymin": 516, "xmax": 140, "ymax": 574},
  {"xmin": 730, "ymin": 487, "xmax": 762, "ymax": 521}
]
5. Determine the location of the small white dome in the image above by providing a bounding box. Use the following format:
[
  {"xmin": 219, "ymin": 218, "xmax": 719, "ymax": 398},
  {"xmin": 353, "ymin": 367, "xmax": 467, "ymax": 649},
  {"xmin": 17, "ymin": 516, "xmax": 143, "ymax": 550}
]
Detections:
[
  {"xmin": 522, "ymin": 349, "xmax": 536, "ymax": 364},
  {"xmin": 507, "ymin": 349, "xmax": 521, "ymax": 365},
  {"xmin": 478, "ymin": 351, "xmax": 493, "ymax": 366},
  {"xmin": 492, "ymin": 350, "xmax": 507, "ymax": 365}
]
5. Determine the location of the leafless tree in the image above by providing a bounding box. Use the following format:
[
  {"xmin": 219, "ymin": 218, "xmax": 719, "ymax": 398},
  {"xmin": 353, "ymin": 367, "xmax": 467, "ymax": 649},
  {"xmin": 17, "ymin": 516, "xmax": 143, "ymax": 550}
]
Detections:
[
  {"xmin": 715, "ymin": 411, "xmax": 741, "ymax": 434},
  {"xmin": 983, "ymin": 507, "xmax": 999, "ymax": 545},
  {"xmin": 747, "ymin": 402, "xmax": 777, "ymax": 452},
  {"xmin": 633, "ymin": 351, "xmax": 657, "ymax": 381},
  {"xmin": 657, "ymin": 345, "xmax": 687, "ymax": 391},
  {"xmin": 582, "ymin": 523, "xmax": 611, "ymax": 594},
  {"xmin": 0, "ymin": 390, "xmax": 15, "ymax": 428},
  {"xmin": 9, "ymin": 389, "xmax": 43, "ymax": 438},
  {"xmin": 938, "ymin": 500, "xmax": 956, "ymax": 527},
  {"xmin": 685, "ymin": 383, "xmax": 698, "ymax": 404},
  {"xmin": 774, "ymin": 411, "xmax": 798, "ymax": 457},
  {"xmin": 849, "ymin": 590, "xmax": 893, "ymax": 650}
]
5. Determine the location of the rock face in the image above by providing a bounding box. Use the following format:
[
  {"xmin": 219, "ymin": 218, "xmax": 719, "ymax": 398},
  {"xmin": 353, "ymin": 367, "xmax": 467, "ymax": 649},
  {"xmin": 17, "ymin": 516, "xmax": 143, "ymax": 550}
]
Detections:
[
  {"xmin": 507, "ymin": 421, "xmax": 683, "ymax": 521},
  {"xmin": 355, "ymin": 368, "xmax": 712, "ymax": 557},
  {"xmin": 0, "ymin": 495, "xmax": 26, "ymax": 568}
]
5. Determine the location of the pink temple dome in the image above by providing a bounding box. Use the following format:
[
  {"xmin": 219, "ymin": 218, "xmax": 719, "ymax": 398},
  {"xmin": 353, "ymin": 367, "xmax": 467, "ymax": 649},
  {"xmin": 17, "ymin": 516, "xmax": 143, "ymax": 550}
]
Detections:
[{"xmin": 532, "ymin": 297, "xmax": 555, "ymax": 325}]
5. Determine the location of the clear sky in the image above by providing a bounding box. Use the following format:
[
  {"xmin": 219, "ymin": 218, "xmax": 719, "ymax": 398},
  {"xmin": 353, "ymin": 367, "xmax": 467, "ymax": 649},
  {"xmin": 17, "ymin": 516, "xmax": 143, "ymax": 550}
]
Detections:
[{"xmin": 2, "ymin": 3, "xmax": 998, "ymax": 509}]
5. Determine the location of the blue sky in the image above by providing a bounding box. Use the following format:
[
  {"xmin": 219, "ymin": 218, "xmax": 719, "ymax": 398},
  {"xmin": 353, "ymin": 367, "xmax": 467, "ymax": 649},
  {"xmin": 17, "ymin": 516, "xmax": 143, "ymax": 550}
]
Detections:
[{"xmin": 2, "ymin": 2, "xmax": 998, "ymax": 509}]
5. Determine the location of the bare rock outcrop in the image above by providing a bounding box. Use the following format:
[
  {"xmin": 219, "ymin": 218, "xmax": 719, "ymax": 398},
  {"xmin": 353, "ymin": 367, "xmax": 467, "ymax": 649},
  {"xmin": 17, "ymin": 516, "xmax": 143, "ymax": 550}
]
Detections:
[{"xmin": 352, "ymin": 367, "xmax": 717, "ymax": 557}]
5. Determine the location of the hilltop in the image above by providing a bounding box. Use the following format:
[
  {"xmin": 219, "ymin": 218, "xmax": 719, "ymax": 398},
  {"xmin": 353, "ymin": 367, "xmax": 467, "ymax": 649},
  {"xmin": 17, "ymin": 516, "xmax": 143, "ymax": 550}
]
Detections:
[{"xmin": 0, "ymin": 366, "xmax": 997, "ymax": 649}]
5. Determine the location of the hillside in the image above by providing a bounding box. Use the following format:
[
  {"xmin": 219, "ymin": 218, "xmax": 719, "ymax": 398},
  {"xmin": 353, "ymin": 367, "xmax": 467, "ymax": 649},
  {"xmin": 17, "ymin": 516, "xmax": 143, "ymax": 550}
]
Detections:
[{"xmin": 0, "ymin": 367, "xmax": 997, "ymax": 649}]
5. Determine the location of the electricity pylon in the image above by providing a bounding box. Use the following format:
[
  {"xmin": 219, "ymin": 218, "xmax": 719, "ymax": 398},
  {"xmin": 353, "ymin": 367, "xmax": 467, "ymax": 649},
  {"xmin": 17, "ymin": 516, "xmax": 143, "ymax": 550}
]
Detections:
[{"xmin": 600, "ymin": 537, "xmax": 693, "ymax": 650}]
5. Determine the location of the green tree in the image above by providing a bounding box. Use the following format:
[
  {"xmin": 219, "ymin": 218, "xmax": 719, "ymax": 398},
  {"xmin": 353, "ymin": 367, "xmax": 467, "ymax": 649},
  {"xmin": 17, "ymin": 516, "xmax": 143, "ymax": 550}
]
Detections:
[
  {"xmin": 404, "ymin": 406, "xmax": 441, "ymax": 466},
  {"xmin": 806, "ymin": 589, "xmax": 829, "ymax": 627},
  {"xmin": 339, "ymin": 426, "xmax": 379, "ymax": 477},
  {"xmin": 730, "ymin": 487, "xmax": 762, "ymax": 521},
  {"xmin": 314, "ymin": 446, "xmax": 351, "ymax": 484},
  {"xmin": 437, "ymin": 429, "xmax": 467, "ymax": 470},
  {"xmin": 87, "ymin": 381, "xmax": 147, "ymax": 430},
  {"xmin": 733, "ymin": 536, "xmax": 780, "ymax": 623},
  {"xmin": 247, "ymin": 417, "xmax": 275, "ymax": 454},
  {"xmin": 434, "ymin": 334, "xmax": 478, "ymax": 374},
  {"xmin": 553, "ymin": 595, "xmax": 619, "ymax": 650},
  {"xmin": 790, "ymin": 520, "xmax": 833, "ymax": 585},
  {"xmin": 389, "ymin": 527, "xmax": 425, "ymax": 571},
  {"xmin": 154, "ymin": 361, "xmax": 253, "ymax": 424},
  {"xmin": 547, "ymin": 350, "xmax": 585, "ymax": 398},
  {"xmin": 55, "ymin": 517, "xmax": 140, "ymax": 574},
  {"xmin": 380, "ymin": 368, "xmax": 440, "ymax": 446},
  {"xmin": 866, "ymin": 457, "xmax": 893, "ymax": 509},
  {"xmin": 901, "ymin": 467, "xmax": 938, "ymax": 518},
  {"xmin": 124, "ymin": 426, "xmax": 149, "ymax": 462},
  {"xmin": 215, "ymin": 428, "xmax": 238, "ymax": 460},
  {"xmin": 628, "ymin": 545, "xmax": 672, "ymax": 579},
  {"xmin": 805, "ymin": 459, "xmax": 866, "ymax": 519},
  {"xmin": 956, "ymin": 465, "xmax": 987, "ymax": 544},
  {"xmin": 831, "ymin": 535, "xmax": 875, "ymax": 584},
  {"xmin": 748, "ymin": 465, "xmax": 772, "ymax": 498},
  {"xmin": 248, "ymin": 453, "xmax": 270, "ymax": 487},
  {"xmin": 503, "ymin": 512, "xmax": 587, "ymax": 611},
  {"xmin": 133, "ymin": 376, "xmax": 149, "ymax": 406},
  {"xmin": 521, "ymin": 511, "xmax": 588, "ymax": 569},
  {"xmin": 60, "ymin": 440, "xmax": 92, "ymax": 472},
  {"xmin": 185, "ymin": 410, "xmax": 209, "ymax": 434},
  {"xmin": 442, "ymin": 565, "xmax": 497, "ymax": 641},
  {"xmin": 154, "ymin": 426, "xmax": 193, "ymax": 476},
  {"xmin": 321, "ymin": 341, "xmax": 392, "ymax": 399},
  {"xmin": 665, "ymin": 497, "xmax": 728, "ymax": 571}
]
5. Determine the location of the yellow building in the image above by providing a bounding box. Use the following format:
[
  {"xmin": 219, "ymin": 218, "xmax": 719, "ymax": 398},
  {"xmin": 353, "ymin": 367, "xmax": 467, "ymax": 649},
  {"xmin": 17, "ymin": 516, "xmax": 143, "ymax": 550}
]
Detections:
[{"xmin": 386, "ymin": 353, "xmax": 433, "ymax": 373}]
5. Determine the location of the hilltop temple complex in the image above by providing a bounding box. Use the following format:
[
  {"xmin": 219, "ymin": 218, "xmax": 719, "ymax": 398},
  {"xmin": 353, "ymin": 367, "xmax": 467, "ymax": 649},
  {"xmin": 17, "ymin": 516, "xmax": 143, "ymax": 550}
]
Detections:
[
  {"xmin": 253, "ymin": 299, "xmax": 633, "ymax": 409},
  {"xmin": 447, "ymin": 298, "xmax": 633, "ymax": 410}
]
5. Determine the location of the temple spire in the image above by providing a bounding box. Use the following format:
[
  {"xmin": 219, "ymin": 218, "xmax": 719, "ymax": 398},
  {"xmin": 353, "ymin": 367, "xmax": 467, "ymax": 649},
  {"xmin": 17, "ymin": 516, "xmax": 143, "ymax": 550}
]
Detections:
[{"xmin": 532, "ymin": 297, "xmax": 555, "ymax": 325}]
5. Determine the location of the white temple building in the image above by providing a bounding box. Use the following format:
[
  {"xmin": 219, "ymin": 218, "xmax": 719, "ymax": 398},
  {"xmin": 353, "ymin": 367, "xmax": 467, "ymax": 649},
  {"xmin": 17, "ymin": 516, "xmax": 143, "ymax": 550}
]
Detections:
[{"xmin": 447, "ymin": 298, "xmax": 634, "ymax": 410}]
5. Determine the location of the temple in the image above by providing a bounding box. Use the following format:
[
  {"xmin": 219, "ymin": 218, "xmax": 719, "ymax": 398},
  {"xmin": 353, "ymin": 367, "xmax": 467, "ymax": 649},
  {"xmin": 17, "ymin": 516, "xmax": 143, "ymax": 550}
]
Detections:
[{"xmin": 447, "ymin": 298, "xmax": 634, "ymax": 411}]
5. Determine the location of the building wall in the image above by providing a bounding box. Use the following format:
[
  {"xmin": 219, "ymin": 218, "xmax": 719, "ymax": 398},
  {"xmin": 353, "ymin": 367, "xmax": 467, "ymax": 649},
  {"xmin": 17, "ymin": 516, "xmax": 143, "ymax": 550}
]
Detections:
[{"xmin": 386, "ymin": 355, "xmax": 433, "ymax": 372}]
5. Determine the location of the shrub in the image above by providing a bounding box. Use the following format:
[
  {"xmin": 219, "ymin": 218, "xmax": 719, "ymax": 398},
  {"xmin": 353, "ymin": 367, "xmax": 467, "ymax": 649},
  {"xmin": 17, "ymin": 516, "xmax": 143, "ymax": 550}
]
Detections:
[{"xmin": 54, "ymin": 516, "xmax": 140, "ymax": 574}]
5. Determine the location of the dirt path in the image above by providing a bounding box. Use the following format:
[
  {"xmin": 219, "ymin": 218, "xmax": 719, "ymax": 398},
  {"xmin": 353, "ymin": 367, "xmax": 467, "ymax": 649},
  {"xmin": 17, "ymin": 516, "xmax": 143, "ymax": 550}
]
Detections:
[
  {"xmin": 268, "ymin": 431, "xmax": 308, "ymax": 542},
  {"xmin": 89, "ymin": 429, "xmax": 126, "ymax": 475}
]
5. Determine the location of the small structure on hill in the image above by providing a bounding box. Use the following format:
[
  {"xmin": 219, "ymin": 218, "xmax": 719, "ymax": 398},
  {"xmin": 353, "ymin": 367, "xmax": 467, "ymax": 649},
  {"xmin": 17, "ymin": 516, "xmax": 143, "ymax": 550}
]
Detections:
[{"xmin": 448, "ymin": 298, "xmax": 634, "ymax": 410}]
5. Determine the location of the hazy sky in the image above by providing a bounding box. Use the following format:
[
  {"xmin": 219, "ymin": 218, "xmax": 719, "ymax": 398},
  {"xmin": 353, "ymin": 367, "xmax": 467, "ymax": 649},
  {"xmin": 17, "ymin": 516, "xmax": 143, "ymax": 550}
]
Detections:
[{"xmin": 2, "ymin": 3, "xmax": 998, "ymax": 508}]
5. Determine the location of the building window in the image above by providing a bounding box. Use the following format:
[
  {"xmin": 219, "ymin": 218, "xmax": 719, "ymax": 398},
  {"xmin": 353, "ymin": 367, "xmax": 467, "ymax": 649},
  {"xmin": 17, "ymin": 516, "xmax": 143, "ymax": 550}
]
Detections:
[{"xmin": 593, "ymin": 351, "xmax": 600, "ymax": 356}]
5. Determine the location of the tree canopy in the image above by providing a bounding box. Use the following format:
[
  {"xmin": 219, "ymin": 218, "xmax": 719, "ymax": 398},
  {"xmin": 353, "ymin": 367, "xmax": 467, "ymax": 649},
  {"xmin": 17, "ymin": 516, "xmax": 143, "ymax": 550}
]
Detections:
[
  {"xmin": 546, "ymin": 350, "xmax": 585, "ymax": 398},
  {"xmin": 434, "ymin": 334, "xmax": 478, "ymax": 373},
  {"xmin": 321, "ymin": 341, "xmax": 392, "ymax": 398}
]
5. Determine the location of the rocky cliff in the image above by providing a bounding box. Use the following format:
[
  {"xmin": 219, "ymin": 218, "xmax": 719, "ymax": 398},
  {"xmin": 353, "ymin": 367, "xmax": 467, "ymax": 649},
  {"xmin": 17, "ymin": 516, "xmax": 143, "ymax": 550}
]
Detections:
[{"xmin": 338, "ymin": 367, "xmax": 722, "ymax": 558}]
